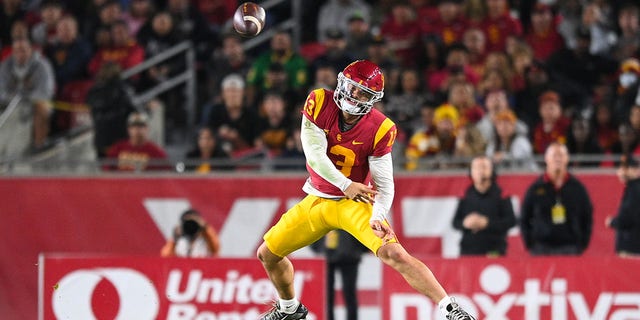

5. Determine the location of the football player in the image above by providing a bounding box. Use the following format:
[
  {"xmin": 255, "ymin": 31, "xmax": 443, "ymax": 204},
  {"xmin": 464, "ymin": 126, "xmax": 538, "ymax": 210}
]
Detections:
[{"xmin": 257, "ymin": 60, "xmax": 475, "ymax": 320}]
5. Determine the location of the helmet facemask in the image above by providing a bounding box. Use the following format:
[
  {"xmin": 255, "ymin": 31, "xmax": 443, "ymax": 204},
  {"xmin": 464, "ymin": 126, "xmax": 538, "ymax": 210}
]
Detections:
[{"xmin": 333, "ymin": 72, "xmax": 384, "ymax": 116}]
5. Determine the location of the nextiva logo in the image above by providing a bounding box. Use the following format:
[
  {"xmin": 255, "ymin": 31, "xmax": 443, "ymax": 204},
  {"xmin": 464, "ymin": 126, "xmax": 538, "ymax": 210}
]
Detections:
[
  {"xmin": 390, "ymin": 264, "xmax": 640, "ymax": 320},
  {"xmin": 52, "ymin": 268, "xmax": 159, "ymax": 320}
]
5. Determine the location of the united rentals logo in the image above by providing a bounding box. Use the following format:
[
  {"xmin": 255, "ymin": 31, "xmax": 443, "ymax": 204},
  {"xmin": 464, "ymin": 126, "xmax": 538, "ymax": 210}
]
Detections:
[{"xmin": 52, "ymin": 268, "xmax": 159, "ymax": 319}]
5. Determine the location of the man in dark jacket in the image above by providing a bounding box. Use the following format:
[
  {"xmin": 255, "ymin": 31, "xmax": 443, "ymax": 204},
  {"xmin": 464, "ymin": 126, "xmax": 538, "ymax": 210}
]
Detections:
[
  {"xmin": 453, "ymin": 156, "xmax": 516, "ymax": 256},
  {"xmin": 606, "ymin": 154, "xmax": 640, "ymax": 256},
  {"xmin": 312, "ymin": 230, "xmax": 368, "ymax": 320},
  {"xmin": 521, "ymin": 143, "xmax": 594, "ymax": 255}
]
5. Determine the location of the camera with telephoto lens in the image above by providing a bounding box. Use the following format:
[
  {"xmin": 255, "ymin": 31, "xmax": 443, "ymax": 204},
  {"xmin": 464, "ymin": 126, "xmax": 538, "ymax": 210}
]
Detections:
[{"xmin": 180, "ymin": 209, "xmax": 202, "ymax": 239}]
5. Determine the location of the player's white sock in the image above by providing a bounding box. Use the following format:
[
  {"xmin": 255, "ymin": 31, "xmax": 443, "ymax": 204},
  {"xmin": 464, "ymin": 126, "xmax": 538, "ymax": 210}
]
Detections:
[
  {"xmin": 279, "ymin": 298, "xmax": 300, "ymax": 314},
  {"xmin": 438, "ymin": 296, "xmax": 455, "ymax": 316}
]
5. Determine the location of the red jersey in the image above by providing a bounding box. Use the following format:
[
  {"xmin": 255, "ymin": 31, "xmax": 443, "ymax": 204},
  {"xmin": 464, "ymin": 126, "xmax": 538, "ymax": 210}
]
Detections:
[
  {"xmin": 422, "ymin": 16, "xmax": 469, "ymax": 46},
  {"xmin": 88, "ymin": 41, "xmax": 145, "ymax": 76},
  {"xmin": 106, "ymin": 140, "xmax": 168, "ymax": 171},
  {"xmin": 533, "ymin": 117, "xmax": 570, "ymax": 154},
  {"xmin": 479, "ymin": 13, "xmax": 522, "ymax": 52},
  {"xmin": 302, "ymin": 89, "xmax": 397, "ymax": 196}
]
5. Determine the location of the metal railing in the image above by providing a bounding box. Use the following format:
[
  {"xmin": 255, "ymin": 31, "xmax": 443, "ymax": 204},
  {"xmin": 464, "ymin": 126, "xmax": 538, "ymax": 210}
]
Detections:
[
  {"xmin": 121, "ymin": 41, "xmax": 197, "ymax": 131},
  {"xmin": 0, "ymin": 153, "xmax": 626, "ymax": 175},
  {"xmin": 0, "ymin": 95, "xmax": 32, "ymax": 161}
]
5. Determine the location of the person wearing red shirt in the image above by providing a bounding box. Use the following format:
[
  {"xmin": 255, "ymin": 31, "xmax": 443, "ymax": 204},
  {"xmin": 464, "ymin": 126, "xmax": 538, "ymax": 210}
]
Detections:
[
  {"xmin": 380, "ymin": 1, "xmax": 423, "ymax": 68},
  {"xmin": 88, "ymin": 20, "xmax": 144, "ymax": 77},
  {"xmin": 524, "ymin": 3, "xmax": 564, "ymax": 61},
  {"xmin": 422, "ymin": 0, "xmax": 469, "ymax": 47},
  {"xmin": 105, "ymin": 112, "xmax": 168, "ymax": 171},
  {"xmin": 532, "ymin": 90, "xmax": 570, "ymax": 154},
  {"xmin": 479, "ymin": 0, "xmax": 523, "ymax": 52},
  {"xmin": 427, "ymin": 43, "xmax": 480, "ymax": 97}
]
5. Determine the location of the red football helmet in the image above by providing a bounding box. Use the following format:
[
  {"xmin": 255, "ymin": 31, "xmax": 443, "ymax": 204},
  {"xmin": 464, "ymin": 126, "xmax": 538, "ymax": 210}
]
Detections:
[{"xmin": 333, "ymin": 60, "xmax": 385, "ymax": 115}]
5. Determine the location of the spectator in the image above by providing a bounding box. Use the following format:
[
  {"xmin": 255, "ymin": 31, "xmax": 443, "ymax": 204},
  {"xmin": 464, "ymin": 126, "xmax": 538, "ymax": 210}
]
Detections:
[
  {"xmin": 477, "ymin": 89, "xmax": 528, "ymax": 143},
  {"xmin": 206, "ymin": 32, "xmax": 251, "ymax": 105},
  {"xmin": 122, "ymin": 0, "xmax": 154, "ymax": 35},
  {"xmin": 611, "ymin": 3, "xmax": 640, "ymax": 61},
  {"xmin": 365, "ymin": 35, "xmax": 400, "ymax": 89},
  {"xmin": 311, "ymin": 62, "xmax": 338, "ymax": 91},
  {"xmin": 105, "ymin": 111, "xmax": 168, "ymax": 171},
  {"xmin": 613, "ymin": 58, "xmax": 640, "ymax": 124},
  {"xmin": 165, "ymin": 0, "xmax": 215, "ymax": 62},
  {"xmin": 84, "ymin": 0, "xmax": 123, "ymax": 49},
  {"xmin": 344, "ymin": 12, "xmax": 373, "ymax": 60},
  {"xmin": 317, "ymin": 0, "xmax": 371, "ymax": 43},
  {"xmin": 0, "ymin": 20, "xmax": 31, "ymax": 61},
  {"xmin": 192, "ymin": 0, "xmax": 235, "ymax": 33},
  {"xmin": 566, "ymin": 117, "xmax": 603, "ymax": 167},
  {"xmin": 578, "ymin": 3, "xmax": 616, "ymax": 56},
  {"xmin": 136, "ymin": 11, "xmax": 185, "ymax": 135},
  {"xmin": 184, "ymin": 126, "xmax": 231, "ymax": 173},
  {"xmin": 384, "ymin": 68, "xmax": 427, "ymax": 139},
  {"xmin": 311, "ymin": 28, "xmax": 354, "ymax": 77},
  {"xmin": 427, "ymin": 43, "xmax": 480, "ymax": 101},
  {"xmin": 204, "ymin": 74, "xmax": 260, "ymax": 155},
  {"xmin": 479, "ymin": 0, "xmax": 523, "ymax": 52},
  {"xmin": 160, "ymin": 208, "xmax": 220, "ymax": 257},
  {"xmin": 405, "ymin": 104, "xmax": 459, "ymax": 170},
  {"xmin": 605, "ymin": 154, "xmax": 640, "ymax": 256},
  {"xmin": 546, "ymin": 26, "xmax": 618, "ymax": 99},
  {"xmin": 611, "ymin": 122, "xmax": 640, "ymax": 156},
  {"xmin": 486, "ymin": 109, "xmax": 536, "ymax": 170},
  {"xmin": 258, "ymin": 62, "xmax": 303, "ymax": 111},
  {"xmin": 255, "ymin": 92, "xmax": 294, "ymax": 157},
  {"xmin": 447, "ymin": 81, "xmax": 484, "ymax": 124},
  {"xmin": 88, "ymin": 19, "xmax": 145, "ymax": 77},
  {"xmin": 524, "ymin": 2, "xmax": 565, "ymax": 62},
  {"xmin": 422, "ymin": 0, "xmax": 469, "ymax": 47},
  {"xmin": 453, "ymin": 156, "xmax": 516, "ymax": 256},
  {"xmin": 532, "ymin": 90, "xmax": 571, "ymax": 154},
  {"xmin": 31, "ymin": 0, "xmax": 64, "ymax": 47},
  {"xmin": 0, "ymin": 0, "xmax": 27, "ymax": 46},
  {"xmin": 520, "ymin": 143, "xmax": 593, "ymax": 255},
  {"xmin": 0, "ymin": 38, "xmax": 55, "ymax": 148},
  {"xmin": 592, "ymin": 103, "xmax": 619, "ymax": 152},
  {"xmin": 380, "ymin": 1, "xmax": 423, "ymax": 68},
  {"xmin": 246, "ymin": 29, "xmax": 308, "ymax": 107},
  {"xmin": 311, "ymin": 230, "xmax": 368, "ymax": 320},
  {"xmin": 44, "ymin": 15, "xmax": 93, "ymax": 90},
  {"xmin": 509, "ymin": 43, "xmax": 533, "ymax": 92},
  {"xmin": 462, "ymin": 27, "xmax": 487, "ymax": 77},
  {"xmin": 86, "ymin": 62, "xmax": 136, "ymax": 158}
]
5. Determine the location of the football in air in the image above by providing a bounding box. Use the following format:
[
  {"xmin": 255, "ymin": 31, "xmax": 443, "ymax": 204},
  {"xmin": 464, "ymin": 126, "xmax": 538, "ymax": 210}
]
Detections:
[{"xmin": 233, "ymin": 2, "xmax": 266, "ymax": 37}]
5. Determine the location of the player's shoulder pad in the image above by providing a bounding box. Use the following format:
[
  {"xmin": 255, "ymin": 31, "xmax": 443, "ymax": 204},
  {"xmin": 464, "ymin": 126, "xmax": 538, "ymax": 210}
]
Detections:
[
  {"xmin": 370, "ymin": 109, "xmax": 397, "ymax": 149},
  {"xmin": 302, "ymin": 88, "xmax": 332, "ymax": 122}
]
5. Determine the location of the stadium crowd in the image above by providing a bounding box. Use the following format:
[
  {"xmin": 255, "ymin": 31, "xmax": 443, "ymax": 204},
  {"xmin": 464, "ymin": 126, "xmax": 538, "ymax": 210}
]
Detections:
[{"xmin": 1, "ymin": 0, "xmax": 639, "ymax": 172}]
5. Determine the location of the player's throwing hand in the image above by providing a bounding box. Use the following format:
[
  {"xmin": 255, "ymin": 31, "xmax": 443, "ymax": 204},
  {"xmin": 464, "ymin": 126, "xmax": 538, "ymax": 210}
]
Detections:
[{"xmin": 343, "ymin": 182, "xmax": 377, "ymax": 204}]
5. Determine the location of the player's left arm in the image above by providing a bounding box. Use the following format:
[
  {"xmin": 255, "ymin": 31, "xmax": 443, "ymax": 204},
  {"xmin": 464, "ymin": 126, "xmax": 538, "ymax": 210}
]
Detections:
[{"xmin": 369, "ymin": 153, "xmax": 394, "ymax": 222}]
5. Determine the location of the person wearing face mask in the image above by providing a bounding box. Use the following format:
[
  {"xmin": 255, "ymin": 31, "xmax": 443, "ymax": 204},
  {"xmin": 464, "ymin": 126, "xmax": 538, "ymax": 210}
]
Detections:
[
  {"xmin": 614, "ymin": 58, "xmax": 640, "ymax": 123},
  {"xmin": 605, "ymin": 154, "xmax": 640, "ymax": 256},
  {"xmin": 161, "ymin": 208, "xmax": 220, "ymax": 258},
  {"xmin": 452, "ymin": 156, "xmax": 516, "ymax": 256},
  {"xmin": 520, "ymin": 143, "xmax": 594, "ymax": 255}
]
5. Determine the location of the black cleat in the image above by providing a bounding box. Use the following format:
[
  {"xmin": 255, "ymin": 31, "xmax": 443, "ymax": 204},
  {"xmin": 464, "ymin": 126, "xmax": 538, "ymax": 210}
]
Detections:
[
  {"xmin": 445, "ymin": 298, "xmax": 476, "ymax": 320},
  {"xmin": 260, "ymin": 302, "xmax": 308, "ymax": 320}
]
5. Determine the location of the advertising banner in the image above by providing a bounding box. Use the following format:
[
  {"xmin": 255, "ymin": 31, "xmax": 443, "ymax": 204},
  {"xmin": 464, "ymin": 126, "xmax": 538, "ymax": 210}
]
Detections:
[
  {"xmin": 382, "ymin": 256, "xmax": 640, "ymax": 320},
  {"xmin": 39, "ymin": 255, "xmax": 325, "ymax": 320},
  {"xmin": 0, "ymin": 173, "xmax": 625, "ymax": 319}
]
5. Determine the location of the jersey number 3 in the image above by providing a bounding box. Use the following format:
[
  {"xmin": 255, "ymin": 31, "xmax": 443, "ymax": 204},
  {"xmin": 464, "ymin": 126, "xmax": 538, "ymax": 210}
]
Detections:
[{"xmin": 330, "ymin": 145, "xmax": 356, "ymax": 177}]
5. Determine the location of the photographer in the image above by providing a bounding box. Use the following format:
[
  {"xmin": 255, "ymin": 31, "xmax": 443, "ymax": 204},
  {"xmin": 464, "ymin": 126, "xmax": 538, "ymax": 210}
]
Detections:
[{"xmin": 161, "ymin": 209, "xmax": 220, "ymax": 257}]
